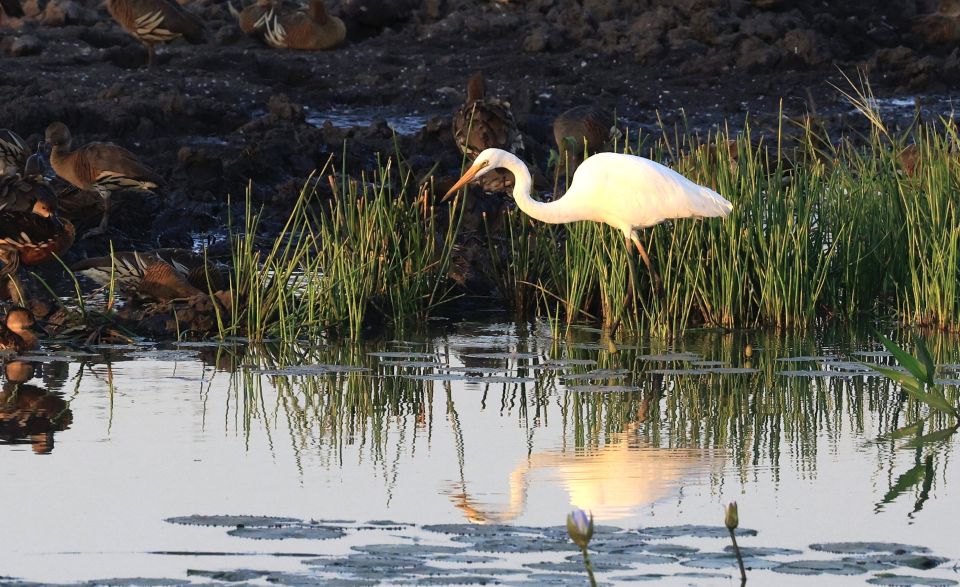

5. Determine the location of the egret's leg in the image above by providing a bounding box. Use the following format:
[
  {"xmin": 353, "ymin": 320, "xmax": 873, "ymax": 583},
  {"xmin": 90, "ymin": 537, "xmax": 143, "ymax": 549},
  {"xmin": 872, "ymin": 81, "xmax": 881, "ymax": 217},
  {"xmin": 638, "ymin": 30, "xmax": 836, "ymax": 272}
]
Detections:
[
  {"xmin": 630, "ymin": 230, "xmax": 663, "ymax": 298},
  {"xmin": 609, "ymin": 235, "xmax": 639, "ymax": 335}
]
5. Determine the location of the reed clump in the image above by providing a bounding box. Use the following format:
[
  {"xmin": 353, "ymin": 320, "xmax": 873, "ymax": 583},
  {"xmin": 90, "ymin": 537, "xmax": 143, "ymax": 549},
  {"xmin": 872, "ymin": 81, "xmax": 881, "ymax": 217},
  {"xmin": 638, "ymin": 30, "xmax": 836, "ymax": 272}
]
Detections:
[
  {"xmin": 492, "ymin": 96, "xmax": 960, "ymax": 333},
  {"xmin": 226, "ymin": 155, "xmax": 461, "ymax": 341},
  {"xmin": 224, "ymin": 81, "xmax": 960, "ymax": 340}
]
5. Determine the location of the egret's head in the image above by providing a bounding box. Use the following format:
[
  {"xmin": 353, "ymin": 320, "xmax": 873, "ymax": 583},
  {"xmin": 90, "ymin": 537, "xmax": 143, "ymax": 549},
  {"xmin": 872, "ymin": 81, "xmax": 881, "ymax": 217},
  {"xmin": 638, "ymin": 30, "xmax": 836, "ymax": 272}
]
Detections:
[{"xmin": 442, "ymin": 148, "xmax": 512, "ymax": 201}]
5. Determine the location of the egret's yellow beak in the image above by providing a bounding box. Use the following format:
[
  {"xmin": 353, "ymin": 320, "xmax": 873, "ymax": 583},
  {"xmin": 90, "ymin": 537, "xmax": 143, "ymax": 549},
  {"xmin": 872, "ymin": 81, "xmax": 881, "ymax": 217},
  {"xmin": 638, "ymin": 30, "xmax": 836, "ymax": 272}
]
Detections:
[{"xmin": 442, "ymin": 160, "xmax": 489, "ymax": 201}]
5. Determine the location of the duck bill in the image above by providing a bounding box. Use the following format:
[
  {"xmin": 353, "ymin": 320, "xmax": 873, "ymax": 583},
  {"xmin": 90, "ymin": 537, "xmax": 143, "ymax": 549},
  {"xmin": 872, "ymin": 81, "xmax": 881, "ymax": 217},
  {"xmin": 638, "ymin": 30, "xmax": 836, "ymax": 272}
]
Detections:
[{"xmin": 442, "ymin": 161, "xmax": 488, "ymax": 202}]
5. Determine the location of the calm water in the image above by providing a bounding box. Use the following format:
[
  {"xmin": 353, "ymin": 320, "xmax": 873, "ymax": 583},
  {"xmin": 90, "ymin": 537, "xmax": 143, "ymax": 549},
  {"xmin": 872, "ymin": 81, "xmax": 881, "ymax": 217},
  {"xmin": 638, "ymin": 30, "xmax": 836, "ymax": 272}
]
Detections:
[{"xmin": 2, "ymin": 320, "xmax": 958, "ymax": 585}]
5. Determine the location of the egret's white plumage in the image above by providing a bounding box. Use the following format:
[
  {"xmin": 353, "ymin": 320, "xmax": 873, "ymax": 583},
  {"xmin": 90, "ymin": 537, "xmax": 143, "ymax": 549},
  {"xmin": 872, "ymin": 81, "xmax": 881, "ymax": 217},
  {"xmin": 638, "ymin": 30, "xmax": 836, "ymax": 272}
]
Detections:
[
  {"xmin": 444, "ymin": 147, "xmax": 733, "ymax": 306},
  {"xmin": 445, "ymin": 148, "xmax": 732, "ymax": 238}
]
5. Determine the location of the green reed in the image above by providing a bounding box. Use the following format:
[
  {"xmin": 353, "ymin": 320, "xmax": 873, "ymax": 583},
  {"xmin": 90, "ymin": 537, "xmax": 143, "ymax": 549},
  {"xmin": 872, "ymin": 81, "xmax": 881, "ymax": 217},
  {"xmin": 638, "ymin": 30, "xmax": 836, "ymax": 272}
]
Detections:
[
  {"xmin": 226, "ymin": 153, "xmax": 462, "ymax": 341},
  {"xmin": 498, "ymin": 94, "xmax": 960, "ymax": 333}
]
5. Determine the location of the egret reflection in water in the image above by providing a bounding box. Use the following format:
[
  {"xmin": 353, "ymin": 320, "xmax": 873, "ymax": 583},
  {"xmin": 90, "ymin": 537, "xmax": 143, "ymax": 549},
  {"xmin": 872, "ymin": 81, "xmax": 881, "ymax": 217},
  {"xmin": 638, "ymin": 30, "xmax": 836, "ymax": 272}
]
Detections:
[{"xmin": 450, "ymin": 430, "xmax": 720, "ymax": 523}]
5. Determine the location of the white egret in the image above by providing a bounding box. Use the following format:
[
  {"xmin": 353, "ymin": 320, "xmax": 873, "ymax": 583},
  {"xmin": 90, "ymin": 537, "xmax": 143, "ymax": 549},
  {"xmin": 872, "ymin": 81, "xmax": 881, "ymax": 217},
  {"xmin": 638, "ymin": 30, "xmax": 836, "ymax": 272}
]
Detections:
[{"xmin": 443, "ymin": 147, "xmax": 733, "ymax": 300}]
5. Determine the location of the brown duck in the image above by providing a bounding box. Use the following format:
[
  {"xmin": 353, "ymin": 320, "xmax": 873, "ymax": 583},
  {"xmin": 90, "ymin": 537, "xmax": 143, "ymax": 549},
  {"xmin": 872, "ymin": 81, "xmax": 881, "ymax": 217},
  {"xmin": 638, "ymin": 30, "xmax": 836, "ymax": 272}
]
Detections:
[
  {"xmin": 553, "ymin": 106, "xmax": 619, "ymax": 172},
  {"xmin": 452, "ymin": 72, "xmax": 524, "ymax": 161},
  {"xmin": 1, "ymin": 155, "xmax": 54, "ymax": 214},
  {"xmin": 0, "ymin": 191, "xmax": 76, "ymax": 304},
  {"xmin": 0, "ymin": 129, "xmax": 29, "ymax": 176},
  {"xmin": 0, "ymin": 307, "xmax": 44, "ymax": 353},
  {"xmin": 105, "ymin": 0, "xmax": 205, "ymax": 67},
  {"xmin": 262, "ymin": 0, "xmax": 345, "ymax": 50},
  {"xmin": 229, "ymin": 0, "xmax": 293, "ymax": 36},
  {"xmin": 71, "ymin": 248, "xmax": 229, "ymax": 303},
  {"xmin": 0, "ymin": 0, "xmax": 24, "ymax": 25},
  {"xmin": 45, "ymin": 122, "xmax": 163, "ymax": 238}
]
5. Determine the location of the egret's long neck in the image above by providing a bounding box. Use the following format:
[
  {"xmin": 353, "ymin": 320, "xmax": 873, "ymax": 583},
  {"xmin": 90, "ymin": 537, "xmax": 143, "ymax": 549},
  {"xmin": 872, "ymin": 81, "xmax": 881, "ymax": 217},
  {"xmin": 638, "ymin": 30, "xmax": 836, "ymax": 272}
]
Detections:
[{"xmin": 503, "ymin": 153, "xmax": 582, "ymax": 225}]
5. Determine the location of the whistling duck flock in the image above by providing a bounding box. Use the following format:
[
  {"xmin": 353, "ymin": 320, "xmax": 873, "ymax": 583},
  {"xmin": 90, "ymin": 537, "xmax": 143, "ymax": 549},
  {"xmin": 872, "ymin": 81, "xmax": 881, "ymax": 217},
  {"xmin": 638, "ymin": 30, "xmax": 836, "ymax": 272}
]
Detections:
[{"xmin": 0, "ymin": 0, "xmax": 620, "ymax": 352}]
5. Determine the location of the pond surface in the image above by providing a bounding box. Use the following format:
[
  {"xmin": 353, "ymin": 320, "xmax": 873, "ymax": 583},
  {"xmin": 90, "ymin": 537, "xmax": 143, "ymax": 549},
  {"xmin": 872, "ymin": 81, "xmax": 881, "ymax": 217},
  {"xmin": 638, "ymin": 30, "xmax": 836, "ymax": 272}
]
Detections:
[{"xmin": 1, "ymin": 320, "xmax": 959, "ymax": 585}]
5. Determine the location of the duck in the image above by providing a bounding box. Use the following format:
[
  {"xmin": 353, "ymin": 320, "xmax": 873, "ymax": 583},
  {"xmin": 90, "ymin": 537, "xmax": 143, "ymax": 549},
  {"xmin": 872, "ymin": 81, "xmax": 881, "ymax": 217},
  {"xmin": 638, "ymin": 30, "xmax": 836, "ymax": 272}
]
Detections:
[
  {"xmin": 45, "ymin": 122, "xmax": 163, "ymax": 238},
  {"xmin": 0, "ymin": 129, "xmax": 29, "ymax": 176},
  {"xmin": 1, "ymin": 154, "xmax": 54, "ymax": 213},
  {"xmin": 261, "ymin": 0, "xmax": 345, "ymax": 50},
  {"xmin": 105, "ymin": 0, "xmax": 205, "ymax": 68},
  {"xmin": 71, "ymin": 248, "xmax": 229, "ymax": 303},
  {"xmin": 229, "ymin": 0, "xmax": 293, "ymax": 36},
  {"xmin": 452, "ymin": 72, "xmax": 523, "ymax": 161},
  {"xmin": 0, "ymin": 191, "xmax": 76, "ymax": 304},
  {"xmin": 0, "ymin": 307, "xmax": 44, "ymax": 353},
  {"xmin": 553, "ymin": 106, "xmax": 619, "ymax": 172},
  {"xmin": 0, "ymin": 0, "xmax": 24, "ymax": 25}
]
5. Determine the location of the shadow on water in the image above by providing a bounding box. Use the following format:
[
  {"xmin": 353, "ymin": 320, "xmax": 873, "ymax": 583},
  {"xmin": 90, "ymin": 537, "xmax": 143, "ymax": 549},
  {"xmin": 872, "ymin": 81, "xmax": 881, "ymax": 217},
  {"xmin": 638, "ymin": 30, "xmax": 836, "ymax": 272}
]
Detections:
[{"xmin": 1, "ymin": 321, "xmax": 959, "ymax": 584}]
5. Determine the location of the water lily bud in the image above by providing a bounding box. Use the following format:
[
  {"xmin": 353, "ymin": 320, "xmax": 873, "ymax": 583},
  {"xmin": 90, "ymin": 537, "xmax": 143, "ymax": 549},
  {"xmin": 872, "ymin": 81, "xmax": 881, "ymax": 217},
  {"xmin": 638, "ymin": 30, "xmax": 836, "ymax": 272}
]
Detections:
[
  {"xmin": 724, "ymin": 501, "xmax": 739, "ymax": 530},
  {"xmin": 744, "ymin": 344, "xmax": 753, "ymax": 358},
  {"xmin": 566, "ymin": 509, "xmax": 594, "ymax": 549}
]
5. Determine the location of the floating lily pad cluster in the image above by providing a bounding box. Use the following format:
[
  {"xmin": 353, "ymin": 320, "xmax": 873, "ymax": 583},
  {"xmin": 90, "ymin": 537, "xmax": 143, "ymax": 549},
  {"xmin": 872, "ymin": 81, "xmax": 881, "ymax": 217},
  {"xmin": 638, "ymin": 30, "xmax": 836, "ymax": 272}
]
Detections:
[{"xmin": 144, "ymin": 516, "xmax": 959, "ymax": 586}]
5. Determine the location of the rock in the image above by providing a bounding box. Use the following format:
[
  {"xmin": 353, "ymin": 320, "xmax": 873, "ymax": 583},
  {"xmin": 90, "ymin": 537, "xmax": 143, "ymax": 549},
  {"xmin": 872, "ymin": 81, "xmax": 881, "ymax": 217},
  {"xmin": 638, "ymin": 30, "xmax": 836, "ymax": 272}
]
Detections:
[
  {"xmin": 8, "ymin": 35, "xmax": 42, "ymax": 57},
  {"xmin": 777, "ymin": 29, "xmax": 831, "ymax": 66},
  {"xmin": 41, "ymin": 0, "xmax": 97, "ymax": 26},
  {"xmin": 523, "ymin": 27, "xmax": 548, "ymax": 52},
  {"xmin": 736, "ymin": 36, "xmax": 782, "ymax": 71},
  {"xmin": 268, "ymin": 94, "xmax": 305, "ymax": 122},
  {"xmin": 341, "ymin": 0, "xmax": 416, "ymax": 28}
]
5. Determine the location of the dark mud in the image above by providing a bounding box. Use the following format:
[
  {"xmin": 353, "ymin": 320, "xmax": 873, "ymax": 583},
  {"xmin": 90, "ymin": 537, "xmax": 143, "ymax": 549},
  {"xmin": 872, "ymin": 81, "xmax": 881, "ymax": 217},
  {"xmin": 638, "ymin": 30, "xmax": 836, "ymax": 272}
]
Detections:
[{"xmin": 2, "ymin": 0, "xmax": 960, "ymax": 327}]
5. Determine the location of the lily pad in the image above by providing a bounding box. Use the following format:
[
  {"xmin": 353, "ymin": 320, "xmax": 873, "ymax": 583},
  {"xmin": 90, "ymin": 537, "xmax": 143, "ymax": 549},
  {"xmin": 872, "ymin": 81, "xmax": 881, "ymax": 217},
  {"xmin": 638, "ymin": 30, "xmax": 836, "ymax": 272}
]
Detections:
[
  {"xmin": 810, "ymin": 543, "xmax": 930, "ymax": 555},
  {"xmin": 257, "ymin": 364, "xmax": 371, "ymax": 375},
  {"xmin": 523, "ymin": 573, "xmax": 597, "ymax": 585},
  {"xmin": 543, "ymin": 359, "xmax": 599, "ymax": 367},
  {"xmin": 853, "ymin": 351, "xmax": 893, "ymax": 358},
  {"xmin": 127, "ymin": 350, "xmax": 200, "ymax": 360},
  {"xmin": 561, "ymin": 369, "xmax": 629, "ymax": 382},
  {"xmin": 842, "ymin": 555, "xmax": 948, "ymax": 570},
  {"xmin": 706, "ymin": 367, "xmax": 760, "ymax": 374},
  {"xmin": 379, "ymin": 361, "xmax": 446, "ymax": 369},
  {"xmin": 431, "ymin": 554, "xmax": 500, "ymax": 564},
  {"xmin": 647, "ymin": 369, "xmax": 712, "ymax": 376},
  {"xmin": 776, "ymin": 355, "xmax": 838, "ymax": 362},
  {"xmin": 867, "ymin": 574, "xmax": 958, "ymax": 586},
  {"xmin": 227, "ymin": 525, "xmax": 346, "ymax": 540},
  {"xmin": 369, "ymin": 351, "xmax": 437, "ymax": 358},
  {"xmin": 723, "ymin": 546, "xmax": 802, "ymax": 557},
  {"xmin": 465, "ymin": 375, "xmax": 537, "ymax": 384},
  {"xmin": 637, "ymin": 353, "xmax": 701, "ymax": 361},
  {"xmin": 680, "ymin": 553, "xmax": 779, "ymax": 570},
  {"xmin": 80, "ymin": 579, "xmax": 191, "ymax": 586},
  {"xmin": 776, "ymin": 369, "xmax": 860, "ymax": 378},
  {"xmin": 165, "ymin": 515, "xmax": 302, "ymax": 527},
  {"xmin": 450, "ymin": 535, "xmax": 574, "ymax": 553},
  {"xmin": 401, "ymin": 373, "xmax": 470, "ymax": 382},
  {"xmin": 350, "ymin": 544, "xmax": 466, "ymax": 557},
  {"xmin": 637, "ymin": 525, "xmax": 757, "ymax": 540},
  {"xmin": 422, "ymin": 524, "xmax": 542, "ymax": 536},
  {"xmin": 567, "ymin": 385, "xmax": 641, "ymax": 393},
  {"xmin": 461, "ymin": 352, "xmax": 541, "ymax": 360},
  {"xmin": 563, "ymin": 552, "xmax": 676, "ymax": 566},
  {"xmin": 773, "ymin": 560, "xmax": 870, "ymax": 575},
  {"xmin": 524, "ymin": 560, "xmax": 631, "ymax": 573},
  {"xmin": 265, "ymin": 574, "xmax": 376, "ymax": 586},
  {"xmin": 187, "ymin": 569, "xmax": 271, "ymax": 581}
]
